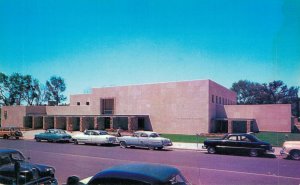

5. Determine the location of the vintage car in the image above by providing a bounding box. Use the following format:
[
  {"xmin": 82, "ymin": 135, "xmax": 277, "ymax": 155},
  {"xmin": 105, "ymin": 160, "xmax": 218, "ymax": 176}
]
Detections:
[
  {"xmin": 203, "ymin": 133, "xmax": 274, "ymax": 157},
  {"xmin": 34, "ymin": 129, "xmax": 72, "ymax": 142},
  {"xmin": 117, "ymin": 131, "xmax": 172, "ymax": 150},
  {"xmin": 0, "ymin": 127, "xmax": 23, "ymax": 139},
  {"xmin": 280, "ymin": 141, "xmax": 300, "ymax": 160},
  {"xmin": 0, "ymin": 149, "xmax": 57, "ymax": 185},
  {"xmin": 72, "ymin": 130, "xmax": 117, "ymax": 145},
  {"xmin": 66, "ymin": 163, "xmax": 190, "ymax": 185}
]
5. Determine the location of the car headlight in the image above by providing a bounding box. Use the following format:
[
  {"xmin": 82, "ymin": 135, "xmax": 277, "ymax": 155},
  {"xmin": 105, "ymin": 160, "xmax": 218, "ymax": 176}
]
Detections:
[{"xmin": 46, "ymin": 167, "xmax": 55, "ymax": 175}]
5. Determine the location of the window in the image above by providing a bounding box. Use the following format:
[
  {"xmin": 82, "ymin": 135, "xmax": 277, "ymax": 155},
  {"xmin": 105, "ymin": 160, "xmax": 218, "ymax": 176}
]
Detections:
[
  {"xmin": 216, "ymin": 96, "xmax": 218, "ymax": 104},
  {"xmin": 101, "ymin": 98, "xmax": 115, "ymax": 114},
  {"xmin": 212, "ymin": 95, "xmax": 214, "ymax": 103},
  {"xmin": 77, "ymin": 102, "xmax": 80, "ymax": 106},
  {"xmin": 140, "ymin": 133, "xmax": 148, "ymax": 137},
  {"xmin": 4, "ymin": 111, "xmax": 7, "ymax": 120}
]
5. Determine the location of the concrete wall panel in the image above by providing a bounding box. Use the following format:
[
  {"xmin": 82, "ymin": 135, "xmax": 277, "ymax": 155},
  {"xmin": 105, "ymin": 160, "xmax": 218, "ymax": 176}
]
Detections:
[{"xmin": 223, "ymin": 104, "xmax": 291, "ymax": 132}]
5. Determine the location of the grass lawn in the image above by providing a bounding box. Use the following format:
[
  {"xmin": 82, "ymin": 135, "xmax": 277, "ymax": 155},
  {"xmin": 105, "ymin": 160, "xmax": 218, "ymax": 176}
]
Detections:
[{"xmin": 161, "ymin": 132, "xmax": 300, "ymax": 147}]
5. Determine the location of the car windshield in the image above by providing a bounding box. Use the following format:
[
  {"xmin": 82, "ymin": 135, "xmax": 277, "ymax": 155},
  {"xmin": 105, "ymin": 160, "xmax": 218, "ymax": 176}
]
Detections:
[{"xmin": 56, "ymin": 130, "xmax": 66, "ymax": 134}]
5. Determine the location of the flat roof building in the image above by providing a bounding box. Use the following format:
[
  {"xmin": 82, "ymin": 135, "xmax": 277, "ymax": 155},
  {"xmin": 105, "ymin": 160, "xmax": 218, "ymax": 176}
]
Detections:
[{"xmin": 0, "ymin": 80, "xmax": 294, "ymax": 134}]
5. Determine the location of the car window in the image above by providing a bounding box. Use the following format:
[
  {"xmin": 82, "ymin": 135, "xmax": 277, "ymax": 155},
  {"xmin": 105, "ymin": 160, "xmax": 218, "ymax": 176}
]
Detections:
[
  {"xmin": 227, "ymin": 136, "xmax": 237, "ymax": 141},
  {"xmin": 92, "ymin": 131, "xmax": 100, "ymax": 135},
  {"xmin": 100, "ymin": 131, "xmax": 108, "ymax": 135},
  {"xmin": 133, "ymin": 133, "xmax": 139, "ymax": 137},
  {"xmin": 149, "ymin": 133, "xmax": 159, "ymax": 138},
  {"xmin": 140, "ymin": 133, "xmax": 148, "ymax": 137},
  {"xmin": 169, "ymin": 174, "xmax": 188, "ymax": 184},
  {"xmin": 239, "ymin": 136, "xmax": 250, "ymax": 142},
  {"xmin": 85, "ymin": 131, "xmax": 92, "ymax": 135},
  {"xmin": 0, "ymin": 155, "xmax": 12, "ymax": 165}
]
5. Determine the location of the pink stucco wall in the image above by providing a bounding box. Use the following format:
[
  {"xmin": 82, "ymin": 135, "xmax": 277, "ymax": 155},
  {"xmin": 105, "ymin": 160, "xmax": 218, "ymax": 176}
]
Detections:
[
  {"xmin": 1, "ymin": 106, "xmax": 26, "ymax": 127},
  {"xmin": 71, "ymin": 80, "xmax": 217, "ymax": 134},
  {"xmin": 208, "ymin": 80, "xmax": 237, "ymax": 132},
  {"xmin": 46, "ymin": 106, "xmax": 92, "ymax": 116},
  {"xmin": 221, "ymin": 104, "xmax": 291, "ymax": 132}
]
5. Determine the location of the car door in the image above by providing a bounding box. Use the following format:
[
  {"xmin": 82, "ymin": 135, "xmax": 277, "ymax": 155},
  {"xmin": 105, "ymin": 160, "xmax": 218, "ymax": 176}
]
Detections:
[
  {"xmin": 138, "ymin": 133, "xmax": 149, "ymax": 147},
  {"xmin": 225, "ymin": 135, "xmax": 239, "ymax": 152},
  {"xmin": 91, "ymin": 131, "xmax": 102, "ymax": 144}
]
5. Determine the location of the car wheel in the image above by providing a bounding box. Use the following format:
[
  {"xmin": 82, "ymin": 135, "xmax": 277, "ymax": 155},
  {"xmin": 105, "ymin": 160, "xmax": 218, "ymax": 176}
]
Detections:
[
  {"xmin": 120, "ymin": 141, "xmax": 127, "ymax": 148},
  {"xmin": 16, "ymin": 137, "xmax": 19, "ymax": 140},
  {"xmin": 35, "ymin": 138, "xmax": 41, "ymax": 142},
  {"xmin": 73, "ymin": 140, "xmax": 78, "ymax": 145},
  {"xmin": 148, "ymin": 146, "xmax": 155, "ymax": 150},
  {"xmin": 157, "ymin": 147, "xmax": 163, "ymax": 150},
  {"xmin": 207, "ymin": 146, "xmax": 216, "ymax": 154},
  {"xmin": 249, "ymin": 149, "xmax": 258, "ymax": 157},
  {"xmin": 290, "ymin": 150, "xmax": 300, "ymax": 160}
]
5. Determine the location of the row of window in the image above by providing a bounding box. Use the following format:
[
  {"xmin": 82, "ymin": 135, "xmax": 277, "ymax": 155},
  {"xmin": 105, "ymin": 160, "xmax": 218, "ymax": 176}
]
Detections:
[
  {"xmin": 77, "ymin": 102, "xmax": 90, "ymax": 106},
  {"xmin": 211, "ymin": 95, "xmax": 235, "ymax": 105}
]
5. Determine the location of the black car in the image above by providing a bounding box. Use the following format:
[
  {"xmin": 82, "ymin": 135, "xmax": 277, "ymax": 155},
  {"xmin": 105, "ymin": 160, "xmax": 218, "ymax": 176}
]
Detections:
[
  {"xmin": 0, "ymin": 149, "xmax": 58, "ymax": 185},
  {"xmin": 203, "ymin": 133, "xmax": 274, "ymax": 157},
  {"xmin": 66, "ymin": 163, "xmax": 190, "ymax": 185}
]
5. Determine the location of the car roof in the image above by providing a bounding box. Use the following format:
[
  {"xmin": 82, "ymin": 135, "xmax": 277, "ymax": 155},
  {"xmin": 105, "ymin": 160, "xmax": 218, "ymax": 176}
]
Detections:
[
  {"xmin": 89, "ymin": 163, "xmax": 180, "ymax": 184},
  {"xmin": 0, "ymin": 149, "xmax": 19, "ymax": 154}
]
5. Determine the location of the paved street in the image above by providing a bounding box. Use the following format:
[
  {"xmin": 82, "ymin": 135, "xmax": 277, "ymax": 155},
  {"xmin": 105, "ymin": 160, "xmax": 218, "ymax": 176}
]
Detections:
[{"xmin": 1, "ymin": 139, "xmax": 300, "ymax": 185}]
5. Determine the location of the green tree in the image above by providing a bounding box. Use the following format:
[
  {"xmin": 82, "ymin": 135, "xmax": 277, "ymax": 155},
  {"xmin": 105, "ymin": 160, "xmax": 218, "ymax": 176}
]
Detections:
[
  {"xmin": 45, "ymin": 76, "xmax": 67, "ymax": 105},
  {"xmin": 23, "ymin": 75, "xmax": 41, "ymax": 105},
  {"xmin": 0, "ymin": 72, "xmax": 10, "ymax": 106},
  {"xmin": 231, "ymin": 80, "xmax": 299, "ymax": 116}
]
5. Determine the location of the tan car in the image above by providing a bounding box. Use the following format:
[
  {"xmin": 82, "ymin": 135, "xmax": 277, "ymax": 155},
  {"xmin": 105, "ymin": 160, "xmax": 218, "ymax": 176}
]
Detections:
[
  {"xmin": 280, "ymin": 141, "xmax": 300, "ymax": 160},
  {"xmin": 0, "ymin": 127, "xmax": 23, "ymax": 139}
]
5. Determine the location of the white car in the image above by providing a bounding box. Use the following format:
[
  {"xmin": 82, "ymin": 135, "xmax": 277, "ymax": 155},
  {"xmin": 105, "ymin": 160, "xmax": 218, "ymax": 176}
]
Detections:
[
  {"xmin": 280, "ymin": 141, "xmax": 300, "ymax": 160},
  {"xmin": 72, "ymin": 130, "xmax": 117, "ymax": 145},
  {"xmin": 117, "ymin": 131, "xmax": 172, "ymax": 150}
]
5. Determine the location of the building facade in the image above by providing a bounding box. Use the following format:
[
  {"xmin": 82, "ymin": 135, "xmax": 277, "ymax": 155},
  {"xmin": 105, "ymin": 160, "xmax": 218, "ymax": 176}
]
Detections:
[{"xmin": 0, "ymin": 80, "xmax": 293, "ymax": 134}]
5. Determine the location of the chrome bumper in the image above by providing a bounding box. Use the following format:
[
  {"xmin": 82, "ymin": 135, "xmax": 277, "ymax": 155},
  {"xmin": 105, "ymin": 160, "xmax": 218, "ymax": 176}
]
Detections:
[{"xmin": 280, "ymin": 149, "xmax": 289, "ymax": 158}]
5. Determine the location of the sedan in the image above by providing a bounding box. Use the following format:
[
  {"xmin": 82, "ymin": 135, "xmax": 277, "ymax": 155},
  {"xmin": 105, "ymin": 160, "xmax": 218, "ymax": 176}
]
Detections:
[
  {"xmin": 66, "ymin": 163, "xmax": 190, "ymax": 185},
  {"xmin": 203, "ymin": 133, "xmax": 274, "ymax": 157},
  {"xmin": 117, "ymin": 131, "xmax": 172, "ymax": 150},
  {"xmin": 72, "ymin": 130, "xmax": 117, "ymax": 145},
  {"xmin": 0, "ymin": 149, "xmax": 57, "ymax": 185},
  {"xmin": 34, "ymin": 129, "xmax": 72, "ymax": 143}
]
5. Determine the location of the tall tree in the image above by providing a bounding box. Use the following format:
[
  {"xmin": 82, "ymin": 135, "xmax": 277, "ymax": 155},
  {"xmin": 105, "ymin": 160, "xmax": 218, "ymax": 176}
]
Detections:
[
  {"xmin": 0, "ymin": 72, "xmax": 10, "ymax": 106},
  {"xmin": 231, "ymin": 80, "xmax": 299, "ymax": 116},
  {"xmin": 23, "ymin": 75, "xmax": 40, "ymax": 105},
  {"xmin": 45, "ymin": 76, "xmax": 67, "ymax": 105},
  {"xmin": 230, "ymin": 80, "xmax": 263, "ymax": 104}
]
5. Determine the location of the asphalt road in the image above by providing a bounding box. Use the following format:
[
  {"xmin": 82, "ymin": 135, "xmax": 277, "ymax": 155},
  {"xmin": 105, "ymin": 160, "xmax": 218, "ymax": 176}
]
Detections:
[{"xmin": 1, "ymin": 139, "xmax": 300, "ymax": 185}]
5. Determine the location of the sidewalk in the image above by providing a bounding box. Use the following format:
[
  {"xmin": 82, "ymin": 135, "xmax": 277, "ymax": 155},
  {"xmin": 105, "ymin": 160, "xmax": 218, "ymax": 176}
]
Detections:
[{"xmin": 21, "ymin": 130, "xmax": 281, "ymax": 156}]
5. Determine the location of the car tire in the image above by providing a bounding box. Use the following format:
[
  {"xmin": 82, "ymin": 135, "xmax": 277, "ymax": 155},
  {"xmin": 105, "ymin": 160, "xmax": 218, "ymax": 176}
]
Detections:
[
  {"xmin": 3, "ymin": 135, "xmax": 8, "ymax": 139},
  {"xmin": 290, "ymin": 150, "xmax": 300, "ymax": 160},
  {"xmin": 16, "ymin": 137, "xmax": 19, "ymax": 140},
  {"xmin": 249, "ymin": 149, "xmax": 258, "ymax": 157},
  {"xmin": 207, "ymin": 146, "xmax": 216, "ymax": 154},
  {"xmin": 35, "ymin": 138, "xmax": 41, "ymax": 142},
  {"xmin": 157, "ymin": 147, "xmax": 163, "ymax": 150},
  {"xmin": 148, "ymin": 146, "xmax": 155, "ymax": 150},
  {"xmin": 73, "ymin": 140, "xmax": 78, "ymax": 145},
  {"xmin": 120, "ymin": 141, "xmax": 127, "ymax": 148}
]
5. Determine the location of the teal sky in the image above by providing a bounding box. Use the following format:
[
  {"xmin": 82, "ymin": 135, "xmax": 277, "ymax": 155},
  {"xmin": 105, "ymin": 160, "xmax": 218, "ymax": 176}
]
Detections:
[{"xmin": 0, "ymin": 0, "xmax": 299, "ymax": 99}]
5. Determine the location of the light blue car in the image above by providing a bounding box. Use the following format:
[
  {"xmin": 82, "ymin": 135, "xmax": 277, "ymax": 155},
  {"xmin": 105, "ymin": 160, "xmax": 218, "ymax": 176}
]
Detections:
[{"xmin": 34, "ymin": 129, "xmax": 72, "ymax": 143}]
